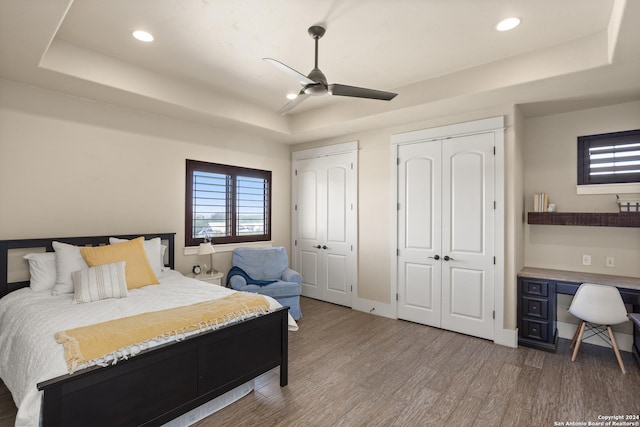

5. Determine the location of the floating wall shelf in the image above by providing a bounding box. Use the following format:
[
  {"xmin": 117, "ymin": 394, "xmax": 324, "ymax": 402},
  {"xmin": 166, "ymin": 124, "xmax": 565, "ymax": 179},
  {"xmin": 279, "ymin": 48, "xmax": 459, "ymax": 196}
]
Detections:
[{"xmin": 527, "ymin": 212, "xmax": 640, "ymax": 228}]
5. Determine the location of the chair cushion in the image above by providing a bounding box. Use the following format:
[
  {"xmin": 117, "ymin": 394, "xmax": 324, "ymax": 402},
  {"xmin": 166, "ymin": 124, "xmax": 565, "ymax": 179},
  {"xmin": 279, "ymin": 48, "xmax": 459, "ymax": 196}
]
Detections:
[
  {"xmin": 239, "ymin": 280, "xmax": 302, "ymax": 299},
  {"xmin": 232, "ymin": 247, "xmax": 289, "ymax": 281}
]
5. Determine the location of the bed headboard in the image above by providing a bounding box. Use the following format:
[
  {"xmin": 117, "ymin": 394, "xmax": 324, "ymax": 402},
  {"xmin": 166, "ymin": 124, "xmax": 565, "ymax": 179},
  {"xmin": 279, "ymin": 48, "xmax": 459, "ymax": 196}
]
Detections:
[{"xmin": 0, "ymin": 233, "xmax": 175, "ymax": 298}]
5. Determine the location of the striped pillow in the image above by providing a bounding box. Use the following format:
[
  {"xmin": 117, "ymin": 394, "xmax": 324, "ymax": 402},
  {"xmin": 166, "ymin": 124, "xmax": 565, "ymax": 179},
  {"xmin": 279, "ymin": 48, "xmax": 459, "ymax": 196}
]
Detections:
[{"xmin": 72, "ymin": 261, "xmax": 129, "ymax": 304}]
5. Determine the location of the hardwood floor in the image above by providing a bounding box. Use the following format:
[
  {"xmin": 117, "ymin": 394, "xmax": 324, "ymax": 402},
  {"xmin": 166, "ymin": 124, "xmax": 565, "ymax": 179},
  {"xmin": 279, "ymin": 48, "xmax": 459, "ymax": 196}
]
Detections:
[{"xmin": 1, "ymin": 296, "xmax": 639, "ymax": 426}]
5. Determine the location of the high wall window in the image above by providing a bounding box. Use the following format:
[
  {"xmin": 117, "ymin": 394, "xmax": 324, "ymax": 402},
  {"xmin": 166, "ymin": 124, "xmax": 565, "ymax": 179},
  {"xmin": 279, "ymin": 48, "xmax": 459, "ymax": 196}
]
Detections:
[
  {"xmin": 185, "ymin": 159, "xmax": 271, "ymax": 247},
  {"xmin": 578, "ymin": 129, "xmax": 640, "ymax": 186}
]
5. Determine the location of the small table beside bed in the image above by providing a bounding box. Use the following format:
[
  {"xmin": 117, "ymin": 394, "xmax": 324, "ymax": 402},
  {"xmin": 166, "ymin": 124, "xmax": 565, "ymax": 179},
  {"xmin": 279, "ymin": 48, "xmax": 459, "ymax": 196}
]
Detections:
[{"xmin": 0, "ymin": 233, "xmax": 296, "ymax": 427}]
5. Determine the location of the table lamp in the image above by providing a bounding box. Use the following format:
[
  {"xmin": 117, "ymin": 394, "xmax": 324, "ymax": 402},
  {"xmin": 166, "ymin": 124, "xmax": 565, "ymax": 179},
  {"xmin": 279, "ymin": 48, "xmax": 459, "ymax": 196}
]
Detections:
[{"xmin": 197, "ymin": 242, "xmax": 217, "ymax": 274}]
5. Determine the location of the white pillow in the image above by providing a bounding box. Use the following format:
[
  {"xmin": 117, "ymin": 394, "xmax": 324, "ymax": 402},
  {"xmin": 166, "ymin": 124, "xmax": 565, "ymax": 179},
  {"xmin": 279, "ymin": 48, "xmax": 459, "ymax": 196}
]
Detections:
[
  {"xmin": 52, "ymin": 241, "xmax": 88, "ymax": 295},
  {"xmin": 72, "ymin": 261, "xmax": 128, "ymax": 304},
  {"xmin": 160, "ymin": 245, "xmax": 168, "ymax": 271},
  {"xmin": 23, "ymin": 252, "xmax": 57, "ymax": 292},
  {"xmin": 109, "ymin": 237, "xmax": 164, "ymax": 277}
]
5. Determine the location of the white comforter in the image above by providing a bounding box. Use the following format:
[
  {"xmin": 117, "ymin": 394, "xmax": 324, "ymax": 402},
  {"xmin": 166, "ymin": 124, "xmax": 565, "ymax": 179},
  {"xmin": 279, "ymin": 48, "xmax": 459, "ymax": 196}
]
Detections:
[{"xmin": 0, "ymin": 270, "xmax": 297, "ymax": 427}]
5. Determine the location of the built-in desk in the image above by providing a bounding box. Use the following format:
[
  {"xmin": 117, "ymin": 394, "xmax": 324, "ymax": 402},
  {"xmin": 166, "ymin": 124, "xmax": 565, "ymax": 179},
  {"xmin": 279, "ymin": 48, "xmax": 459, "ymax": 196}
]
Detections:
[{"xmin": 517, "ymin": 267, "xmax": 640, "ymax": 366}]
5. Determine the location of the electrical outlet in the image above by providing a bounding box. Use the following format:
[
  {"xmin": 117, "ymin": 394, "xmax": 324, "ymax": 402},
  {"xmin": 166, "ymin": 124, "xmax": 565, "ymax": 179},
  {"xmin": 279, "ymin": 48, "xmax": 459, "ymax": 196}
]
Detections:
[
  {"xmin": 605, "ymin": 256, "xmax": 615, "ymax": 268},
  {"xmin": 582, "ymin": 254, "xmax": 591, "ymax": 266}
]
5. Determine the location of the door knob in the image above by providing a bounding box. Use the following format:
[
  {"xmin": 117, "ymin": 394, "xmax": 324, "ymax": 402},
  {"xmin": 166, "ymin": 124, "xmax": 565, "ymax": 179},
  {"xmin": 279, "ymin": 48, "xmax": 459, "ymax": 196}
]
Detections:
[
  {"xmin": 314, "ymin": 245, "xmax": 322, "ymax": 249},
  {"xmin": 428, "ymin": 255, "xmax": 440, "ymax": 260},
  {"xmin": 322, "ymin": 245, "xmax": 328, "ymax": 250},
  {"xmin": 443, "ymin": 255, "xmax": 455, "ymax": 261}
]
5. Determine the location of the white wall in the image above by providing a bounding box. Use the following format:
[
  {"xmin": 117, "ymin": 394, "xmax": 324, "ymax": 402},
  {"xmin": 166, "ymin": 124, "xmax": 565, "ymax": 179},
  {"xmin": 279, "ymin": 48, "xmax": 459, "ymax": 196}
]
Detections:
[
  {"xmin": 0, "ymin": 80, "xmax": 292, "ymax": 275},
  {"xmin": 523, "ymin": 100, "xmax": 640, "ymax": 276}
]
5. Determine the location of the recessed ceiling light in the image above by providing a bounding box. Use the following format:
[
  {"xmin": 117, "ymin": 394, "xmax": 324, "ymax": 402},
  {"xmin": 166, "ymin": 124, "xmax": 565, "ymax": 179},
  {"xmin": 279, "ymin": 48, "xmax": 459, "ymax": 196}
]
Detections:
[
  {"xmin": 286, "ymin": 93, "xmax": 298, "ymax": 100},
  {"xmin": 496, "ymin": 17, "xmax": 521, "ymax": 32},
  {"xmin": 132, "ymin": 30, "xmax": 154, "ymax": 42}
]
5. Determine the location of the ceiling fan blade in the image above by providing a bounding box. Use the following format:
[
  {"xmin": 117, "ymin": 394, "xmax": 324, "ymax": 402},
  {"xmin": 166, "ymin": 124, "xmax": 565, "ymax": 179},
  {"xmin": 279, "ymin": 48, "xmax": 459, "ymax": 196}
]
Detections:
[
  {"xmin": 278, "ymin": 93, "xmax": 309, "ymax": 115},
  {"xmin": 264, "ymin": 58, "xmax": 315, "ymax": 85},
  {"xmin": 329, "ymin": 84, "xmax": 397, "ymax": 101}
]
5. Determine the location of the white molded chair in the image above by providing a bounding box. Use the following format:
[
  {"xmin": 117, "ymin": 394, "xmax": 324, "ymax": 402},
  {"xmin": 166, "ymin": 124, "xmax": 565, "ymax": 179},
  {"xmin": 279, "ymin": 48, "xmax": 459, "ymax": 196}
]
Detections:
[{"xmin": 569, "ymin": 283, "xmax": 629, "ymax": 373}]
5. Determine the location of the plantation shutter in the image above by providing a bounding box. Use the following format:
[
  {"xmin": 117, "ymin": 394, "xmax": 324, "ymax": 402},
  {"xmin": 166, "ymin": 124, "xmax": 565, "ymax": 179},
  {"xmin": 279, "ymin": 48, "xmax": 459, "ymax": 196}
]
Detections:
[
  {"xmin": 192, "ymin": 171, "xmax": 230, "ymax": 239},
  {"xmin": 185, "ymin": 160, "xmax": 271, "ymax": 246},
  {"xmin": 578, "ymin": 130, "xmax": 640, "ymax": 185}
]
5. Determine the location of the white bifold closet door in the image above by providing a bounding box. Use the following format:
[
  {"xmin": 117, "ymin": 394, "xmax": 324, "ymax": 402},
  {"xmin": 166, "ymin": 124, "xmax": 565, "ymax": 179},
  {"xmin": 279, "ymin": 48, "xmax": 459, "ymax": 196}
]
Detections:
[
  {"xmin": 293, "ymin": 151, "xmax": 356, "ymax": 308},
  {"xmin": 397, "ymin": 133, "xmax": 495, "ymax": 340}
]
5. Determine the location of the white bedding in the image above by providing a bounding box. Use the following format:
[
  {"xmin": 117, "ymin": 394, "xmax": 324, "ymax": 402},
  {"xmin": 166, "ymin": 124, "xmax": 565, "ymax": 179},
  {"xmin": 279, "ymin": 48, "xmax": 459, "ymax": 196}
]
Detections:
[{"xmin": 0, "ymin": 270, "xmax": 297, "ymax": 427}]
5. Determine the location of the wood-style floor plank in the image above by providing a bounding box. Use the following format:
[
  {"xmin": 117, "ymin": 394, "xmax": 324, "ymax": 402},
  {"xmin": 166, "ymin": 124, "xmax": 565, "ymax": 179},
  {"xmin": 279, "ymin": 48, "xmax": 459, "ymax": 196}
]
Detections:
[{"xmin": 1, "ymin": 296, "xmax": 639, "ymax": 426}]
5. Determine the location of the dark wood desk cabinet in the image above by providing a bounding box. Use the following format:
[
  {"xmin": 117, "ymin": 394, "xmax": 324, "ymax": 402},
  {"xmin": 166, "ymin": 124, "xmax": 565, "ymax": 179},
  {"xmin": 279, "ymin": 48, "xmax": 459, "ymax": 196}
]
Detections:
[
  {"xmin": 518, "ymin": 277, "xmax": 557, "ymax": 351},
  {"xmin": 517, "ymin": 268, "xmax": 640, "ymax": 367}
]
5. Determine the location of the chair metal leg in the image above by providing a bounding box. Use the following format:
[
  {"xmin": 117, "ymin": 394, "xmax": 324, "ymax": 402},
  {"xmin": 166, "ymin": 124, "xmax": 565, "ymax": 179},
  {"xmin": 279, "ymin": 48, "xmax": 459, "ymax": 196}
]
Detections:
[
  {"xmin": 571, "ymin": 321, "xmax": 586, "ymax": 362},
  {"xmin": 607, "ymin": 326, "xmax": 626, "ymax": 374},
  {"xmin": 570, "ymin": 323, "xmax": 581, "ymax": 349}
]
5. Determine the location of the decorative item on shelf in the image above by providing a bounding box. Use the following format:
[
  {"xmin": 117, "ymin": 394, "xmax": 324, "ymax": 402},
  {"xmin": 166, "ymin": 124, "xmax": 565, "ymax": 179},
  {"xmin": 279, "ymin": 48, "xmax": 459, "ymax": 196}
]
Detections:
[
  {"xmin": 533, "ymin": 192, "xmax": 549, "ymax": 212},
  {"xmin": 547, "ymin": 203, "xmax": 556, "ymax": 213},
  {"xmin": 617, "ymin": 195, "xmax": 640, "ymax": 213},
  {"xmin": 198, "ymin": 242, "xmax": 218, "ymax": 274}
]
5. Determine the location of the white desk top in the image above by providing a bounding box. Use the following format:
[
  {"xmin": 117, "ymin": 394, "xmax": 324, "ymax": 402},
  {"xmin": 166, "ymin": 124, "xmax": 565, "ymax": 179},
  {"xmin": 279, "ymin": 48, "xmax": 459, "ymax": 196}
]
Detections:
[{"xmin": 518, "ymin": 267, "xmax": 640, "ymax": 292}]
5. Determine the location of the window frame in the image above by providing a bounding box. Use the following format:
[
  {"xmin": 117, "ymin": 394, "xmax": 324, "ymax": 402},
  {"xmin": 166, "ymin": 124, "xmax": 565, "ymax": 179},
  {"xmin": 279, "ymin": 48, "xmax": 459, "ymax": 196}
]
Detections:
[
  {"xmin": 577, "ymin": 129, "xmax": 640, "ymax": 186},
  {"xmin": 185, "ymin": 159, "xmax": 272, "ymax": 247}
]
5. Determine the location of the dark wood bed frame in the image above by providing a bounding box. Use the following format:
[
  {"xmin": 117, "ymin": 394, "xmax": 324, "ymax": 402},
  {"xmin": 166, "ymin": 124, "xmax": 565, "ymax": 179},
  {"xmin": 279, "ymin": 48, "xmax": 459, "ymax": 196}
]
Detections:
[{"xmin": 0, "ymin": 233, "xmax": 289, "ymax": 427}]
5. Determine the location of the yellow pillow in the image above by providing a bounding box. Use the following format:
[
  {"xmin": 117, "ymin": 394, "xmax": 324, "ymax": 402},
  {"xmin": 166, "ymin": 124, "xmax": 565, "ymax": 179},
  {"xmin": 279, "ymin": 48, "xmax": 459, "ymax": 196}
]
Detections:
[{"xmin": 80, "ymin": 237, "xmax": 159, "ymax": 289}]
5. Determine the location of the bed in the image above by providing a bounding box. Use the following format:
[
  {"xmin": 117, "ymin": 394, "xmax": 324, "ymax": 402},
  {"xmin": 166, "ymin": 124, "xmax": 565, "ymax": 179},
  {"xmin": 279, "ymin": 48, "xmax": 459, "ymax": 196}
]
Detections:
[{"xmin": 0, "ymin": 233, "xmax": 295, "ymax": 427}]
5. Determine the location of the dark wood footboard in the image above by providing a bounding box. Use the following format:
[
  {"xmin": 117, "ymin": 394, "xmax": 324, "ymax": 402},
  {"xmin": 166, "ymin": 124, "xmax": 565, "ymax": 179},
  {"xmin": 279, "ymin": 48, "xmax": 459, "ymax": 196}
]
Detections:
[{"xmin": 37, "ymin": 307, "xmax": 289, "ymax": 427}]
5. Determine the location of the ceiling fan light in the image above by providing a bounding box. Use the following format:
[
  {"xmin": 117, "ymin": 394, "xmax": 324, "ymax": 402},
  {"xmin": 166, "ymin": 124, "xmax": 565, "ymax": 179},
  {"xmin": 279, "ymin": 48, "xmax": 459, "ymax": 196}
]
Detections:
[
  {"xmin": 132, "ymin": 30, "xmax": 154, "ymax": 42},
  {"xmin": 496, "ymin": 17, "xmax": 521, "ymax": 32},
  {"xmin": 304, "ymin": 84, "xmax": 328, "ymax": 96},
  {"xmin": 286, "ymin": 93, "xmax": 298, "ymax": 100}
]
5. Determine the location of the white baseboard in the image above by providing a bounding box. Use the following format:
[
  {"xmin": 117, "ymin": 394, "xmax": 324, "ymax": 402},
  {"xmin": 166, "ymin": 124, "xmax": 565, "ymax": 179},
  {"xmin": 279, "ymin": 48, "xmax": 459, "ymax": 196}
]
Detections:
[{"xmin": 557, "ymin": 321, "xmax": 632, "ymax": 353}]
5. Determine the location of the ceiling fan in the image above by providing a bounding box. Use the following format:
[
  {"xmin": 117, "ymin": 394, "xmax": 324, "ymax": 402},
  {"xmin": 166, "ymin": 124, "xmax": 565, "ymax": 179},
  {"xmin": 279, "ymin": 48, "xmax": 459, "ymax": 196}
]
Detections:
[{"xmin": 264, "ymin": 25, "xmax": 398, "ymax": 114}]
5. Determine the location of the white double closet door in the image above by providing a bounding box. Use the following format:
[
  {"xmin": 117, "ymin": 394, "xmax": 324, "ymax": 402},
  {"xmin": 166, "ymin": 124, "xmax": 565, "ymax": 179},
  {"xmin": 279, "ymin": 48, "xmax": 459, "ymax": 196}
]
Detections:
[
  {"xmin": 292, "ymin": 146, "xmax": 356, "ymax": 308},
  {"xmin": 397, "ymin": 132, "xmax": 495, "ymax": 340}
]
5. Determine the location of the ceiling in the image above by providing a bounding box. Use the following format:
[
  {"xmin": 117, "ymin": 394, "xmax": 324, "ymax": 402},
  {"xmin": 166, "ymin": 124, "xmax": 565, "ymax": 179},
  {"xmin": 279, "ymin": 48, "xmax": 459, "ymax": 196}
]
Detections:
[{"xmin": 1, "ymin": 0, "xmax": 639, "ymax": 143}]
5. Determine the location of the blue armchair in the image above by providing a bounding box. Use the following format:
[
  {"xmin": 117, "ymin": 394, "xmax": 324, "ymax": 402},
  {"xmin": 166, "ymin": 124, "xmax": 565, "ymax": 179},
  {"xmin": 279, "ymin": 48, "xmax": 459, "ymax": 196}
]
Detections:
[{"xmin": 227, "ymin": 247, "xmax": 302, "ymax": 320}]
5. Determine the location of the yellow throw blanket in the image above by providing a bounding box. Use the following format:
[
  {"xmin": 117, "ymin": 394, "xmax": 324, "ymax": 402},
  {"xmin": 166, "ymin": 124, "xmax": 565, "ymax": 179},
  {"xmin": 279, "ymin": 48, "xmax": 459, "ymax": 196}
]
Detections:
[{"xmin": 55, "ymin": 292, "xmax": 270, "ymax": 373}]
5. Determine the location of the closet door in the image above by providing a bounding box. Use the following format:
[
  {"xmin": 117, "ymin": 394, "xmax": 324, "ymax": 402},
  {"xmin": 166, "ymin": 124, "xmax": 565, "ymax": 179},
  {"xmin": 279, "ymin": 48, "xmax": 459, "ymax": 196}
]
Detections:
[
  {"xmin": 293, "ymin": 152, "xmax": 356, "ymax": 307},
  {"xmin": 397, "ymin": 134, "xmax": 495, "ymax": 340},
  {"xmin": 440, "ymin": 133, "xmax": 495, "ymax": 340},
  {"xmin": 295, "ymin": 157, "xmax": 325, "ymax": 300},
  {"xmin": 397, "ymin": 142, "xmax": 442, "ymax": 327}
]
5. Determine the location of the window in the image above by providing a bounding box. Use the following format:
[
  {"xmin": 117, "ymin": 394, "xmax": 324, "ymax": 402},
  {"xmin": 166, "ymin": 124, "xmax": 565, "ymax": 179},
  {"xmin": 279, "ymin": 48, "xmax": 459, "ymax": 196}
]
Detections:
[
  {"xmin": 185, "ymin": 159, "xmax": 271, "ymax": 247},
  {"xmin": 577, "ymin": 129, "xmax": 640, "ymax": 186}
]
